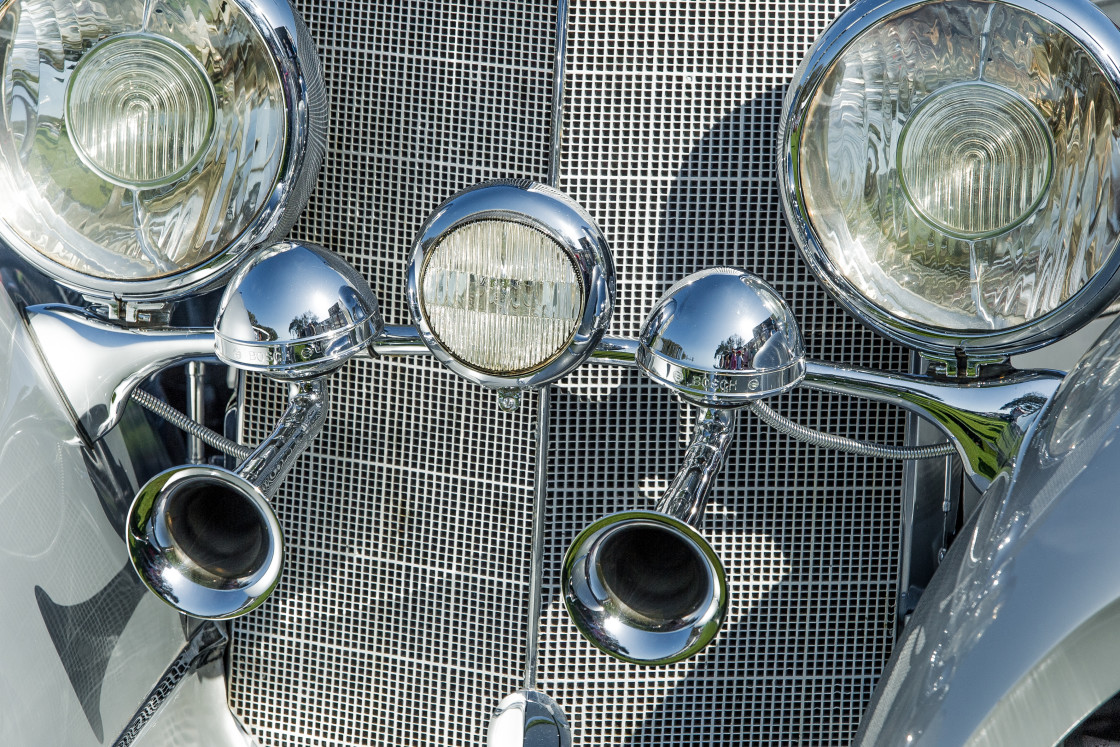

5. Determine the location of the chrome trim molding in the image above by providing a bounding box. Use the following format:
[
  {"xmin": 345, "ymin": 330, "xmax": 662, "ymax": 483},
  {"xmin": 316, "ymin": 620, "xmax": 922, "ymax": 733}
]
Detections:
[
  {"xmin": 488, "ymin": 690, "xmax": 572, "ymax": 747},
  {"xmin": 111, "ymin": 622, "xmax": 229, "ymax": 747}
]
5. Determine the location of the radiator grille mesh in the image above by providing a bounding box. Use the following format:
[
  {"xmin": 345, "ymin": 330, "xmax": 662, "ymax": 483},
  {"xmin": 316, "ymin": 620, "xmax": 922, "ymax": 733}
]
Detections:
[{"xmin": 229, "ymin": 1, "xmax": 909, "ymax": 745}]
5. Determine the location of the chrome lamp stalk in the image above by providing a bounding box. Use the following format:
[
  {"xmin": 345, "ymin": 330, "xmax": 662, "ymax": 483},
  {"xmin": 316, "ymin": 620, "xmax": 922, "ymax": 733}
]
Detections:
[{"xmin": 657, "ymin": 408, "xmax": 739, "ymax": 525}]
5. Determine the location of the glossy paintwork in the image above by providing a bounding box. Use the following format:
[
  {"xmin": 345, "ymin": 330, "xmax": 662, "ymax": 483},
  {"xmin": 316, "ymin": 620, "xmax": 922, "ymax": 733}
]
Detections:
[
  {"xmin": 857, "ymin": 313, "xmax": 1120, "ymax": 745},
  {"xmin": 0, "ymin": 284, "xmax": 186, "ymax": 745}
]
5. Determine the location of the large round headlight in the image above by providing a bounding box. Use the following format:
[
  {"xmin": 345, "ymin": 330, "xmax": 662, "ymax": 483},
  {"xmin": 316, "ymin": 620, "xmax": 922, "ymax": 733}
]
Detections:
[
  {"xmin": 408, "ymin": 181, "xmax": 615, "ymax": 392},
  {"xmin": 780, "ymin": 0, "xmax": 1120, "ymax": 360},
  {"xmin": 0, "ymin": 0, "xmax": 326, "ymax": 301}
]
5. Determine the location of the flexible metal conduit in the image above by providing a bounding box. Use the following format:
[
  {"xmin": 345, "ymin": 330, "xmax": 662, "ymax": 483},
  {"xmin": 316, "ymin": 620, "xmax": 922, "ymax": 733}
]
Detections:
[
  {"xmin": 131, "ymin": 387, "xmax": 253, "ymax": 460},
  {"xmin": 748, "ymin": 400, "xmax": 955, "ymax": 460}
]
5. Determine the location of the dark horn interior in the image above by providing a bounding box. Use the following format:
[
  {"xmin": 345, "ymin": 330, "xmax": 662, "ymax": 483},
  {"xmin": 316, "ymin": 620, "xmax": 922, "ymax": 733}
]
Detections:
[
  {"xmin": 596, "ymin": 523, "xmax": 712, "ymax": 625},
  {"xmin": 165, "ymin": 478, "xmax": 271, "ymax": 580}
]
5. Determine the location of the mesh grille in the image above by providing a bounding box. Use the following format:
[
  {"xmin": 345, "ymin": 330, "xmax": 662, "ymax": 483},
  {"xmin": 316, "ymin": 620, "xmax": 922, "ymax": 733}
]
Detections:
[{"xmin": 229, "ymin": 1, "xmax": 910, "ymax": 745}]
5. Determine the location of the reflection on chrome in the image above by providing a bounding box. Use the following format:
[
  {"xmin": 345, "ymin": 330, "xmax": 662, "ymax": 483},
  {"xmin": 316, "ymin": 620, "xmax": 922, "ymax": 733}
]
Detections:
[
  {"xmin": 637, "ymin": 267, "xmax": 806, "ymax": 407},
  {"xmin": 487, "ymin": 690, "xmax": 571, "ymax": 747},
  {"xmin": 562, "ymin": 408, "xmax": 735, "ymax": 665},
  {"xmin": 127, "ymin": 241, "xmax": 381, "ymax": 618}
]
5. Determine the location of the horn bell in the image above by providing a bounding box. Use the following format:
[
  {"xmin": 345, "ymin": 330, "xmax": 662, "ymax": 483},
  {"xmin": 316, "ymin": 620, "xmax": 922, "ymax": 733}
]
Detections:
[
  {"xmin": 126, "ymin": 464, "xmax": 283, "ymax": 619},
  {"xmin": 562, "ymin": 509, "xmax": 727, "ymax": 665}
]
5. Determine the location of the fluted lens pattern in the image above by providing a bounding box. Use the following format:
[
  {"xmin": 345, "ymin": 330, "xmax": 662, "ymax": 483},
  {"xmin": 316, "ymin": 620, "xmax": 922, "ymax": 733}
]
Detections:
[
  {"xmin": 67, "ymin": 35, "xmax": 214, "ymax": 187},
  {"xmin": 797, "ymin": 0, "xmax": 1120, "ymax": 331},
  {"xmin": 898, "ymin": 83, "xmax": 1052, "ymax": 238},
  {"xmin": 420, "ymin": 221, "xmax": 583, "ymax": 375},
  {"xmin": 0, "ymin": 0, "xmax": 285, "ymax": 281}
]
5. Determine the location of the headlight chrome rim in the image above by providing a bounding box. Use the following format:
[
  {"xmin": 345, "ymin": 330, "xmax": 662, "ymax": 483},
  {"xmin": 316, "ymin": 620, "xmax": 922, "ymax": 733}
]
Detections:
[
  {"xmin": 0, "ymin": 0, "xmax": 326, "ymax": 303},
  {"xmin": 778, "ymin": 0, "xmax": 1120, "ymax": 360},
  {"xmin": 407, "ymin": 180, "xmax": 616, "ymax": 390}
]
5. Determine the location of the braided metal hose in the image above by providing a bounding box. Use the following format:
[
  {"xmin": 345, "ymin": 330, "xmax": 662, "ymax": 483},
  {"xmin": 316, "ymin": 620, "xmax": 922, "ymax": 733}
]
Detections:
[
  {"xmin": 748, "ymin": 400, "xmax": 956, "ymax": 460},
  {"xmin": 131, "ymin": 388, "xmax": 253, "ymax": 460}
]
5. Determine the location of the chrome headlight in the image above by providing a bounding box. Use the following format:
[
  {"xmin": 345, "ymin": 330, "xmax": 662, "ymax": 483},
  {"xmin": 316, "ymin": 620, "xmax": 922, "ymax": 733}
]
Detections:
[
  {"xmin": 408, "ymin": 181, "xmax": 615, "ymax": 393},
  {"xmin": 779, "ymin": 0, "xmax": 1120, "ymax": 360},
  {"xmin": 0, "ymin": 0, "xmax": 326, "ymax": 301}
]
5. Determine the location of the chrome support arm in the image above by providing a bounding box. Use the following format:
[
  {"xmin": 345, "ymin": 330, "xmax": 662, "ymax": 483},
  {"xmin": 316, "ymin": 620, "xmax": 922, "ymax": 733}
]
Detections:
[
  {"xmin": 803, "ymin": 361, "xmax": 1063, "ymax": 491},
  {"xmin": 24, "ymin": 304, "xmax": 215, "ymax": 443},
  {"xmin": 589, "ymin": 336, "xmax": 639, "ymax": 366},
  {"xmin": 364, "ymin": 328, "xmax": 639, "ymax": 364},
  {"xmin": 360, "ymin": 320, "xmax": 1061, "ymax": 494},
  {"xmin": 367, "ymin": 324, "xmax": 431, "ymax": 357},
  {"xmin": 236, "ymin": 378, "xmax": 328, "ymax": 500},
  {"xmin": 658, "ymin": 407, "xmax": 739, "ymax": 526}
]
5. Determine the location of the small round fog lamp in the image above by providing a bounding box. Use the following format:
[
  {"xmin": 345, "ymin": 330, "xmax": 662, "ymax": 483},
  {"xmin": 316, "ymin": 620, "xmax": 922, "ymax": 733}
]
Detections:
[{"xmin": 408, "ymin": 181, "xmax": 615, "ymax": 390}]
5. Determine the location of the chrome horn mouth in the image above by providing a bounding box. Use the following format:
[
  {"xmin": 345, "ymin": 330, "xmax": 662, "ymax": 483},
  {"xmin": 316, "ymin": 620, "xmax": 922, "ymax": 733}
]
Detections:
[
  {"xmin": 127, "ymin": 465, "xmax": 283, "ymax": 619},
  {"xmin": 563, "ymin": 510, "xmax": 727, "ymax": 665}
]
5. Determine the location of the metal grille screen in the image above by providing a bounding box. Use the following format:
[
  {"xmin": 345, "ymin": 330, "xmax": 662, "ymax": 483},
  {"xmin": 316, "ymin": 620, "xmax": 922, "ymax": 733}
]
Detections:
[{"xmin": 229, "ymin": 1, "xmax": 910, "ymax": 745}]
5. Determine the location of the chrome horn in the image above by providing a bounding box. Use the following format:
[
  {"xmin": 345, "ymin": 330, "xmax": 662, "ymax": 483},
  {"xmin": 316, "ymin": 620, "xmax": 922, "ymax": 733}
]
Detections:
[
  {"xmin": 563, "ymin": 268, "xmax": 805, "ymax": 664},
  {"xmin": 127, "ymin": 242, "xmax": 382, "ymax": 619}
]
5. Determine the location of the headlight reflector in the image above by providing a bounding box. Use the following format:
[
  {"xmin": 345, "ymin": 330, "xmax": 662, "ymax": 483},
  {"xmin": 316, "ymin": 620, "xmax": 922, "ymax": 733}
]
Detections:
[
  {"xmin": 66, "ymin": 34, "xmax": 216, "ymax": 189},
  {"xmin": 781, "ymin": 0, "xmax": 1120, "ymax": 358},
  {"xmin": 896, "ymin": 82, "xmax": 1053, "ymax": 239}
]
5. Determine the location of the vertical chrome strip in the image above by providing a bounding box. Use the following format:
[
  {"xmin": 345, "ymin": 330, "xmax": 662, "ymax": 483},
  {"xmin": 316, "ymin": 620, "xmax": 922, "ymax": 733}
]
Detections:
[
  {"xmin": 525, "ymin": 0, "xmax": 568, "ymax": 691},
  {"xmin": 111, "ymin": 622, "xmax": 228, "ymax": 747},
  {"xmin": 525, "ymin": 384, "xmax": 550, "ymax": 690},
  {"xmin": 187, "ymin": 360, "xmax": 206, "ymax": 464},
  {"xmin": 547, "ymin": 0, "xmax": 569, "ymax": 188}
]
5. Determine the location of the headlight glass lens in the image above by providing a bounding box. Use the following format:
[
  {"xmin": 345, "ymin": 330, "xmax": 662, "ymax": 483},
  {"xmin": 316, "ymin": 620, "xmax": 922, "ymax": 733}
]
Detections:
[
  {"xmin": 0, "ymin": 0, "xmax": 286, "ymax": 282},
  {"xmin": 66, "ymin": 34, "xmax": 215, "ymax": 188},
  {"xmin": 797, "ymin": 0, "xmax": 1120, "ymax": 332},
  {"xmin": 419, "ymin": 220, "xmax": 584, "ymax": 375}
]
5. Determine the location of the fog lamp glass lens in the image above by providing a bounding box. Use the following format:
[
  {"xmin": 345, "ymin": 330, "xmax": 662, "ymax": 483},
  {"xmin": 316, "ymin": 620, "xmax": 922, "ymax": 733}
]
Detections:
[
  {"xmin": 66, "ymin": 35, "xmax": 215, "ymax": 188},
  {"xmin": 0, "ymin": 0, "xmax": 287, "ymax": 283},
  {"xmin": 420, "ymin": 221, "xmax": 584, "ymax": 375},
  {"xmin": 897, "ymin": 83, "xmax": 1052, "ymax": 239},
  {"xmin": 797, "ymin": 0, "xmax": 1120, "ymax": 332}
]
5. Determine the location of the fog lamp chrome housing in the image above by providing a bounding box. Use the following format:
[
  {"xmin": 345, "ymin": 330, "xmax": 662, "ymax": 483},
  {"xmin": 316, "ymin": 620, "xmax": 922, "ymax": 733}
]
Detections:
[
  {"xmin": 638, "ymin": 268, "xmax": 807, "ymax": 408},
  {"xmin": 0, "ymin": 0, "xmax": 326, "ymax": 302},
  {"xmin": 779, "ymin": 0, "xmax": 1120, "ymax": 360},
  {"xmin": 408, "ymin": 181, "xmax": 615, "ymax": 391}
]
